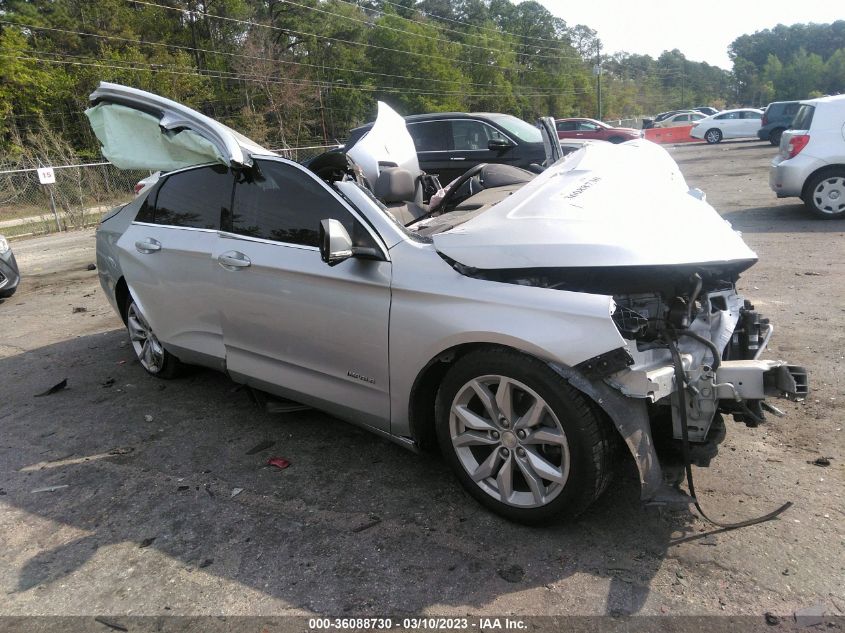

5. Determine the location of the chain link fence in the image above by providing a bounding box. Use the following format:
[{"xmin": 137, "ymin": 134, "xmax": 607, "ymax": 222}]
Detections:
[{"xmin": 0, "ymin": 145, "xmax": 340, "ymax": 240}]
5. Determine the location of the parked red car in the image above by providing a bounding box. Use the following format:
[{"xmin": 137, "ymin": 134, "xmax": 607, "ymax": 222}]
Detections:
[{"xmin": 555, "ymin": 118, "xmax": 640, "ymax": 143}]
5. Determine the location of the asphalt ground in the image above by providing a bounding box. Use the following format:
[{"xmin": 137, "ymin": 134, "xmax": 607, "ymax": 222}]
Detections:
[{"xmin": 0, "ymin": 140, "xmax": 842, "ymax": 629}]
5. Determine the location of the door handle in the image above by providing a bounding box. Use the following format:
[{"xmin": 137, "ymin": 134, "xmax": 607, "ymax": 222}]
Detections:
[
  {"xmin": 135, "ymin": 238, "xmax": 161, "ymax": 254},
  {"xmin": 449, "ymin": 157, "xmax": 466, "ymax": 161},
  {"xmin": 218, "ymin": 251, "xmax": 251, "ymax": 270}
]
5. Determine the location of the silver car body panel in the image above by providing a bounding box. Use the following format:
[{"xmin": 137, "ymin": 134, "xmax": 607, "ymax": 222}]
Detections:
[
  {"xmin": 87, "ymin": 82, "xmax": 272, "ymax": 170},
  {"xmin": 346, "ymin": 101, "xmax": 421, "ymax": 184}
]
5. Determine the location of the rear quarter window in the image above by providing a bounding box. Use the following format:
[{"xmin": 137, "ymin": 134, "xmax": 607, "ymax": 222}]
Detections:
[
  {"xmin": 791, "ymin": 105, "xmax": 815, "ymax": 130},
  {"xmin": 149, "ymin": 164, "xmax": 233, "ymax": 229}
]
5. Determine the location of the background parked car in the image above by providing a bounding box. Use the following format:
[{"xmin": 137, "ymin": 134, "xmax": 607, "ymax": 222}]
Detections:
[
  {"xmin": 770, "ymin": 94, "xmax": 845, "ymax": 219},
  {"xmin": 554, "ymin": 118, "xmax": 640, "ymax": 143},
  {"xmin": 758, "ymin": 100, "xmax": 802, "ymax": 146},
  {"xmin": 641, "ymin": 109, "xmax": 686, "ymax": 129},
  {"xmin": 346, "ymin": 112, "xmax": 549, "ymax": 183},
  {"xmin": 690, "ymin": 108, "xmax": 764, "ymax": 144},
  {"xmin": 693, "ymin": 106, "xmax": 719, "ymax": 116},
  {"xmin": 0, "ymin": 234, "xmax": 20, "ymax": 299},
  {"xmin": 653, "ymin": 111, "xmax": 707, "ymax": 128}
]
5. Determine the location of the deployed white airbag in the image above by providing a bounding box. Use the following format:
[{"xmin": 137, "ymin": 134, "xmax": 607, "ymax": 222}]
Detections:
[{"xmin": 85, "ymin": 103, "xmax": 225, "ymax": 171}]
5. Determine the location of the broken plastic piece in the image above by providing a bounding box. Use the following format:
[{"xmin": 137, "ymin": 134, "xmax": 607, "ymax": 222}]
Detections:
[
  {"xmin": 267, "ymin": 457, "xmax": 291, "ymax": 470},
  {"xmin": 34, "ymin": 378, "xmax": 67, "ymax": 397}
]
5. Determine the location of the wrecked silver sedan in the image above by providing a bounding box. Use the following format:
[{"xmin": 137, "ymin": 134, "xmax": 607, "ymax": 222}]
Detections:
[{"xmin": 89, "ymin": 82, "xmax": 807, "ymax": 523}]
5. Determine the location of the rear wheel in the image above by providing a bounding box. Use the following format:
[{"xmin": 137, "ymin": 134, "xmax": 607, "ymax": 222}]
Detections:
[
  {"xmin": 607, "ymin": 136, "xmax": 626, "ymax": 144},
  {"xmin": 803, "ymin": 170, "xmax": 845, "ymax": 219},
  {"xmin": 704, "ymin": 128, "xmax": 722, "ymax": 144},
  {"xmin": 125, "ymin": 295, "xmax": 181, "ymax": 378},
  {"xmin": 435, "ymin": 349, "xmax": 615, "ymax": 524},
  {"xmin": 768, "ymin": 128, "xmax": 784, "ymax": 146}
]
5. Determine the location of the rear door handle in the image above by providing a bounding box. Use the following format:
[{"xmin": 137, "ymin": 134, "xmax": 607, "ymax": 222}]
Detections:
[
  {"xmin": 135, "ymin": 238, "xmax": 161, "ymax": 254},
  {"xmin": 218, "ymin": 251, "xmax": 251, "ymax": 270},
  {"xmin": 450, "ymin": 157, "xmax": 466, "ymax": 161}
]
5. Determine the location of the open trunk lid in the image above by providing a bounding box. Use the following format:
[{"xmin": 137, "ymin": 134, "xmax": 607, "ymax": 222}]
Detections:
[{"xmin": 86, "ymin": 82, "xmax": 273, "ymax": 171}]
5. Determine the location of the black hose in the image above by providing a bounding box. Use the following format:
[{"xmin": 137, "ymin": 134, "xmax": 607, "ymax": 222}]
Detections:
[
  {"xmin": 676, "ymin": 329, "xmax": 721, "ymax": 370},
  {"xmin": 666, "ymin": 337, "xmax": 792, "ymax": 530}
]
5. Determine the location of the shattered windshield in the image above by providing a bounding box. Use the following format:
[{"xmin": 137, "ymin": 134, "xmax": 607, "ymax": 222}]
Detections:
[{"xmin": 487, "ymin": 115, "xmax": 542, "ymax": 143}]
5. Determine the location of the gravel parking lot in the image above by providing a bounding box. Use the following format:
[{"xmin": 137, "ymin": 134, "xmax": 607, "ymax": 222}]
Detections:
[{"xmin": 0, "ymin": 140, "xmax": 842, "ymax": 627}]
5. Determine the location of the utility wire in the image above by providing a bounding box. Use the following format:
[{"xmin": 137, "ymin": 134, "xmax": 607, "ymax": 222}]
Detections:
[
  {"xmin": 129, "ymin": 0, "xmax": 576, "ymax": 71},
  {"xmin": 0, "ymin": 19, "xmax": 574, "ymax": 90}
]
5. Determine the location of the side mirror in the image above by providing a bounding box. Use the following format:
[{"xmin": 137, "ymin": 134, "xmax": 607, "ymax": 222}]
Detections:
[
  {"xmin": 319, "ymin": 219, "xmax": 353, "ymax": 266},
  {"xmin": 488, "ymin": 138, "xmax": 514, "ymax": 152}
]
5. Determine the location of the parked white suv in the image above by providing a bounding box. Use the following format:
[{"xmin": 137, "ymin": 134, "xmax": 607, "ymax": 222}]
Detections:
[{"xmin": 770, "ymin": 94, "xmax": 845, "ymax": 219}]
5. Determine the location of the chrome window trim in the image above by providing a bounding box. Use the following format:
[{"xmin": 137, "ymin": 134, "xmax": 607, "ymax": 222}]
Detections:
[
  {"xmin": 216, "ymin": 230, "xmax": 319, "ymax": 251},
  {"xmin": 132, "ymin": 221, "xmax": 218, "ymax": 233}
]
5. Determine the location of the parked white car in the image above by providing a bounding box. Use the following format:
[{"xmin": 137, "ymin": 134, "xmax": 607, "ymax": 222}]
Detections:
[
  {"xmin": 653, "ymin": 111, "xmax": 706, "ymax": 128},
  {"xmin": 690, "ymin": 108, "xmax": 764, "ymax": 144},
  {"xmin": 770, "ymin": 94, "xmax": 845, "ymax": 219}
]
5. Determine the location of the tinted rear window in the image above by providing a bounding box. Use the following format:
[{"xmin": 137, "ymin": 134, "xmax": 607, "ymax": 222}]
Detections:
[
  {"xmin": 791, "ymin": 105, "xmax": 815, "ymax": 130},
  {"xmin": 153, "ymin": 165, "xmax": 232, "ymax": 229}
]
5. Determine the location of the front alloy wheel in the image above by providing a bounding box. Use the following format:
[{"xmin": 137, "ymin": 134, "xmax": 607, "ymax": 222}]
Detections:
[
  {"xmin": 435, "ymin": 349, "xmax": 615, "ymax": 523},
  {"xmin": 449, "ymin": 375, "xmax": 571, "ymax": 509},
  {"xmin": 125, "ymin": 297, "xmax": 180, "ymax": 378},
  {"xmin": 704, "ymin": 128, "xmax": 722, "ymax": 144}
]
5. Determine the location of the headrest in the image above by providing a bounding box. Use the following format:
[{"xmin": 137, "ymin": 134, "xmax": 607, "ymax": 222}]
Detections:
[{"xmin": 374, "ymin": 168, "xmax": 415, "ymax": 203}]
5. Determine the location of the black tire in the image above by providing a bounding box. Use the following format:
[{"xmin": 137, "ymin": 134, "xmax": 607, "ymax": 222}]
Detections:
[
  {"xmin": 704, "ymin": 128, "xmax": 722, "ymax": 144},
  {"xmin": 124, "ymin": 294, "xmax": 182, "ymax": 378},
  {"xmin": 607, "ymin": 136, "xmax": 626, "ymax": 144},
  {"xmin": 768, "ymin": 128, "xmax": 784, "ymax": 146},
  {"xmin": 434, "ymin": 348, "xmax": 616, "ymax": 524},
  {"xmin": 802, "ymin": 169, "xmax": 845, "ymax": 220},
  {"xmin": 0, "ymin": 286, "xmax": 17, "ymax": 299}
]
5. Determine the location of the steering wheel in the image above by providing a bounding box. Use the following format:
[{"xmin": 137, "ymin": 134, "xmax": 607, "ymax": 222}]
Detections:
[{"xmin": 433, "ymin": 163, "xmax": 488, "ymax": 213}]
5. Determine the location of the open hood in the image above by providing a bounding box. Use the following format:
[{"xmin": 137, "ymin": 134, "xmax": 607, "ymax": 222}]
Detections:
[
  {"xmin": 346, "ymin": 102, "xmax": 420, "ymax": 184},
  {"xmin": 432, "ymin": 139, "xmax": 757, "ymax": 270},
  {"xmin": 85, "ymin": 82, "xmax": 273, "ymax": 171}
]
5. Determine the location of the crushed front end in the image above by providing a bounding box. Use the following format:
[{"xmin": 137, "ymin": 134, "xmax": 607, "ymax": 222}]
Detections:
[{"xmin": 597, "ymin": 267, "xmax": 809, "ymax": 501}]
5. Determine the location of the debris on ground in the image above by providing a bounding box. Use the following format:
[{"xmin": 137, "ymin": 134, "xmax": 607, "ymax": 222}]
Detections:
[
  {"xmin": 72, "ymin": 306, "xmax": 88, "ymax": 313},
  {"xmin": 31, "ymin": 485, "xmax": 69, "ymax": 493},
  {"xmin": 230, "ymin": 488, "xmax": 244, "ymax": 497},
  {"xmin": 34, "ymin": 378, "xmax": 67, "ymax": 397},
  {"xmin": 351, "ymin": 515, "xmax": 382, "ymax": 533},
  {"xmin": 809, "ymin": 457, "xmax": 831, "ymax": 467},
  {"xmin": 108, "ymin": 447, "xmax": 133, "ymax": 455},
  {"xmin": 144, "ymin": 414, "xmax": 153, "ymax": 422},
  {"xmin": 267, "ymin": 456, "xmax": 291, "ymax": 470},
  {"xmin": 794, "ymin": 604, "xmax": 825, "ymax": 627},
  {"xmin": 139, "ymin": 537, "xmax": 156, "ymax": 548},
  {"xmin": 199, "ymin": 558, "xmax": 214, "ymax": 569},
  {"xmin": 497, "ymin": 565, "xmax": 525, "ymax": 583},
  {"xmin": 94, "ymin": 617, "xmax": 128, "ymax": 632},
  {"xmin": 764, "ymin": 612, "xmax": 780, "ymax": 625},
  {"xmin": 86, "ymin": 263, "xmax": 97, "ymax": 271},
  {"xmin": 246, "ymin": 439, "xmax": 276, "ymax": 455},
  {"xmin": 101, "ymin": 377, "xmax": 116, "ymax": 388},
  {"xmin": 177, "ymin": 485, "xmax": 190, "ymax": 492}
]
